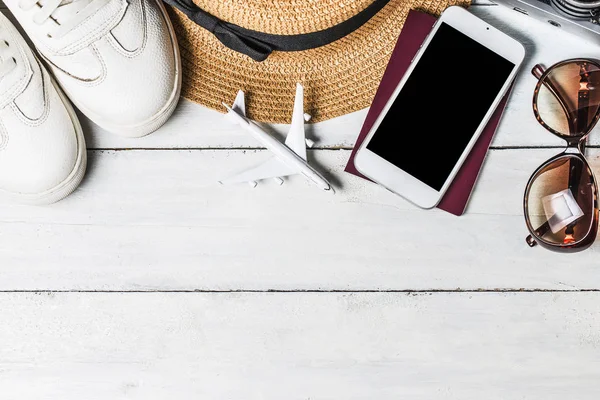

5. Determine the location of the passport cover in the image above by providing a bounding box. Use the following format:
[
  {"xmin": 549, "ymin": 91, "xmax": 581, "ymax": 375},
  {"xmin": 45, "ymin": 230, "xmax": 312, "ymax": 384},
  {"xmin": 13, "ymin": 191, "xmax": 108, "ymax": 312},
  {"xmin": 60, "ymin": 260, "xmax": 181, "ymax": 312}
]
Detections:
[{"xmin": 344, "ymin": 9, "xmax": 511, "ymax": 216}]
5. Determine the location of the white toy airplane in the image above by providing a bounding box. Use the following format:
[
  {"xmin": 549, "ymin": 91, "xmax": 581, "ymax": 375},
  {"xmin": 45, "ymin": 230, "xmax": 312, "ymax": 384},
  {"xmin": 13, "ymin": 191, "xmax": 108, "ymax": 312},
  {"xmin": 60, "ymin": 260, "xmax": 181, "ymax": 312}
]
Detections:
[{"xmin": 219, "ymin": 83, "xmax": 334, "ymax": 192}]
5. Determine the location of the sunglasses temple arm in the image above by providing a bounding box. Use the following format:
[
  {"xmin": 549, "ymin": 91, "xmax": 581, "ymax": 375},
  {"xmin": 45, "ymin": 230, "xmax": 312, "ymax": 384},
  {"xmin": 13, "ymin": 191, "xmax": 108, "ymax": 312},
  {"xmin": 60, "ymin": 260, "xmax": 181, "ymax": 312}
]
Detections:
[
  {"xmin": 526, "ymin": 162, "xmax": 582, "ymax": 248},
  {"xmin": 526, "ymin": 65, "xmax": 553, "ymax": 248},
  {"xmin": 525, "ymin": 60, "xmax": 552, "ymax": 248},
  {"xmin": 564, "ymin": 157, "xmax": 585, "ymax": 237},
  {"xmin": 527, "ymin": 63, "xmax": 590, "ymax": 248},
  {"xmin": 526, "ymin": 221, "xmax": 550, "ymax": 247},
  {"xmin": 532, "ymin": 64, "xmax": 545, "ymax": 79},
  {"xmin": 527, "ymin": 160, "xmax": 584, "ymax": 247}
]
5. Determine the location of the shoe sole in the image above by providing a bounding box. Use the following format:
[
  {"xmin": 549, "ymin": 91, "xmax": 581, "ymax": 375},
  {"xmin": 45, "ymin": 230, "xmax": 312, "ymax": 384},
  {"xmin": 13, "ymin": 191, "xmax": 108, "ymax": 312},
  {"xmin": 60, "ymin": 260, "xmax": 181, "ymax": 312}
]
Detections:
[
  {"xmin": 0, "ymin": 76, "xmax": 87, "ymax": 205},
  {"xmin": 64, "ymin": 0, "xmax": 183, "ymax": 138}
]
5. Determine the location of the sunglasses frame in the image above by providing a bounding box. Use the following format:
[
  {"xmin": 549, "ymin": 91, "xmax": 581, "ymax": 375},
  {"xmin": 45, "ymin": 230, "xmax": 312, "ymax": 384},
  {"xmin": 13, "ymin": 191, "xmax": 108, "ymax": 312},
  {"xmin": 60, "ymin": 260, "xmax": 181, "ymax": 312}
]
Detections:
[{"xmin": 524, "ymin": 58, "xmax": 600, "ymax": 252}]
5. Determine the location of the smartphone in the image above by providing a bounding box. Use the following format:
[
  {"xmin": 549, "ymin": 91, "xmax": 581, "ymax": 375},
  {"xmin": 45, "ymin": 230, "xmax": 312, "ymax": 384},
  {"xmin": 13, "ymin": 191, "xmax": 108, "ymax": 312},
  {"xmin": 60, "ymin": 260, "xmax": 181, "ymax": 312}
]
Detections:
[{"xmin": 354, "ymin": 6, "xmax": 525, "ymax": 209}]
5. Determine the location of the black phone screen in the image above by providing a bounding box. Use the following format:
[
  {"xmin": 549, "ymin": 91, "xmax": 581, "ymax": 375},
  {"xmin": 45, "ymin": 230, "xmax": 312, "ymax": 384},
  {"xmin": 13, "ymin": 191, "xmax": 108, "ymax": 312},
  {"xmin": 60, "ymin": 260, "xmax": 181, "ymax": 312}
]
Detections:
[{"xmin": 366, "ymin": 22, "xmax": 515, "ymax": 191}]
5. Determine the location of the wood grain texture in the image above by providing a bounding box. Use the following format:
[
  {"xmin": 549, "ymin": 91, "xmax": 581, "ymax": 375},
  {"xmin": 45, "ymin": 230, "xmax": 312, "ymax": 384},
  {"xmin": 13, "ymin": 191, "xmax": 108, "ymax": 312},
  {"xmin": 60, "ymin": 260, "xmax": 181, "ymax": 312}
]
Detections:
[
  {"xmin": 3, "ymin": 5, "xmax": 599, "ymax": 149},
  {"xmin": 79, "ymin": 4, "xmax": 600, "ymax": 149},
  {"xmin": 1, "ymin": 292, "xmax": 599, "ymax": 399},
  {"xmin": 0, "ymin": 3, "xmax": 599, "ymax": 397},
  {"xmin": 0, "ymin": 148, "xmax": 599, "ymax": 291}
]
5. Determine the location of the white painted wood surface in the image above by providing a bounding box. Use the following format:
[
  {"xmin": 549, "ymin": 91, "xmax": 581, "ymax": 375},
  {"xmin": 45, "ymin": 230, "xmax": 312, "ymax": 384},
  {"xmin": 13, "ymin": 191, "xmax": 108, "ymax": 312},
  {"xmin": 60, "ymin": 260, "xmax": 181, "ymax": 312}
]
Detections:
[
  {"xmin": 71, "ymin": 5, "xmax": 600, "ymax": 149},
  {"xmin": 2, "ymin": 4, "xmax": 600, "ymax": 149},
  {"xmin": 65, "ymin": 2, "xmax": 600, "ymax": 150},
  {"xmin": 2, "ymin": 292, "xmax": 600, "ymax": 399},
  {"xmin": 2, "ymin": 148, "xmax": 600, "ymax": 291},
  {"xmin": 1, "ymin": 2, "xmax": 599, "ymax": 397}
]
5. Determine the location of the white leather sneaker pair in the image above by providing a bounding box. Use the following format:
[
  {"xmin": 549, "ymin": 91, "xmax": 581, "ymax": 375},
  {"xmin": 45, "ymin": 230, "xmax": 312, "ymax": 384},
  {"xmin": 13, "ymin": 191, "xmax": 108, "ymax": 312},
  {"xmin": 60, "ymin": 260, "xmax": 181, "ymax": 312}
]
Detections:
[{"xmin": 0, "ymin": 0, "xmax": 181, "ymax": 204}]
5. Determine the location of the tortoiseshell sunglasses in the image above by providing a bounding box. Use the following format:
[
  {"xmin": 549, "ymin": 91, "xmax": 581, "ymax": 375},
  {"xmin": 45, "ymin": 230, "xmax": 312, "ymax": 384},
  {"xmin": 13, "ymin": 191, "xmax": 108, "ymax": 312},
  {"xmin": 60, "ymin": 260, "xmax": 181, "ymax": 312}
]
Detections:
[{"xmin": 524, "ymin": 59, "xmax": 600, "ymax": 252}]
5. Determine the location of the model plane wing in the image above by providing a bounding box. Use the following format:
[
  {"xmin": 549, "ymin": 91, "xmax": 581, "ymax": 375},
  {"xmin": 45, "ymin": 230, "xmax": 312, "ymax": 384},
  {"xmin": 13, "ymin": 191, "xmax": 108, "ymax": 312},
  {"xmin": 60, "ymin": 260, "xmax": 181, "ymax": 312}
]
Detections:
[{"xmin": 219, "ymin": 157, "xmax": 296, "ymax": 186}]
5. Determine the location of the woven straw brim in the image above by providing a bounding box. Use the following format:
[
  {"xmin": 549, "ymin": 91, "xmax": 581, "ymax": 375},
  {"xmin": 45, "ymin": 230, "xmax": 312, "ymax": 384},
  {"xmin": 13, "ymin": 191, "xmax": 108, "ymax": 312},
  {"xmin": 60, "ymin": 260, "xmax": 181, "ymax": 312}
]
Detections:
[{"xmin": 168, "ymin": 0, "xmax": 470, "ymax": 123}]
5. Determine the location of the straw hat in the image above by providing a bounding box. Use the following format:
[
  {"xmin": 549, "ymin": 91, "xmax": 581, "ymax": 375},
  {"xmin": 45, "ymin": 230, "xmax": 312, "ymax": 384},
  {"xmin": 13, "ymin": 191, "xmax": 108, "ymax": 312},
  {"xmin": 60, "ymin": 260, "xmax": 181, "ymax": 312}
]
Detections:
[{"xmin": 166, "ymin": 0, "xmax": 470, "ymax": 123}]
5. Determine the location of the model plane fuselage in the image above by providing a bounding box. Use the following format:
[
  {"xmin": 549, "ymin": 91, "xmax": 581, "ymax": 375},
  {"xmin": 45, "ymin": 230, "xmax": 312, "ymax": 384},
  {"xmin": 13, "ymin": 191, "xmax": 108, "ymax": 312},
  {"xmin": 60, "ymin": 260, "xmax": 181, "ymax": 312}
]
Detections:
[{"xmin": 219, "ymin": 84, "xmax": 333, "ymax": 192}]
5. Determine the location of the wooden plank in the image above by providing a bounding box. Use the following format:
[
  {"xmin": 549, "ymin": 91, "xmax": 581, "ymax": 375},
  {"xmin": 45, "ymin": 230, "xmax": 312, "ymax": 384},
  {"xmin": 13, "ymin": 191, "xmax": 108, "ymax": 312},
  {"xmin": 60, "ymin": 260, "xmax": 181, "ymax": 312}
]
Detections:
[
  {"xmin": 84, "ymin": 3, "xmax": 597, "ymax": 150},
  {"xmin": 0, "ymin": 292, "xmax": 599, "ymax": 398},
  {"xmin": 4, "ymin": 5, "xmax": 598, "ymax": 149},
  {"xmin": 81, "ymin": 101, "xmax": 369, "ymax": 150},
  {"xmin": 0, "ymin": 148, "xmax": 599, "ymax": 291},
  {"xmin": 72, "ymin": 6, "xmax": 600, "ymax": 149}
]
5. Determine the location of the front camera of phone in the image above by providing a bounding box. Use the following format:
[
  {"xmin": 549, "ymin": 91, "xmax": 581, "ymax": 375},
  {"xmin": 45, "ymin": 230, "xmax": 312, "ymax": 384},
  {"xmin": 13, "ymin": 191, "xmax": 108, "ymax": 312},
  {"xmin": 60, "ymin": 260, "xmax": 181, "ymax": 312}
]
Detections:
[{"xmin": 486, "ymin": 27, "xmax": 490, "ymax": 30}]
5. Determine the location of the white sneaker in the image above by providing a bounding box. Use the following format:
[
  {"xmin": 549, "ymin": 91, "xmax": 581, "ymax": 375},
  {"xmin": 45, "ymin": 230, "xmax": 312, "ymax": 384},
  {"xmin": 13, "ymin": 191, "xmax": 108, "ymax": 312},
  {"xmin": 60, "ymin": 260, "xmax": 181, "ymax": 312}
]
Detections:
[
  {"xmin": 0, "ymin": 13, "xmax": 86, "ymax": 204},
  {"xmin": 5, "ymin": 0, "xmax": 182, "ymax": 137}
]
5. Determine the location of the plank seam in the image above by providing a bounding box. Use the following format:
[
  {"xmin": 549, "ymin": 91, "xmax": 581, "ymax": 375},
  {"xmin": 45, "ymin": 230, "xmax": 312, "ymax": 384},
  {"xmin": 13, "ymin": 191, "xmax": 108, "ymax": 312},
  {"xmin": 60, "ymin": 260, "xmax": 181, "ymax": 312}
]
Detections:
[
  {"xmin": 0, "ymin": 289, "xmax": 597, "ymax": 293},
  {"xmin": 86, "ymin": 146, "xmax": 571, "ymax": 151}
]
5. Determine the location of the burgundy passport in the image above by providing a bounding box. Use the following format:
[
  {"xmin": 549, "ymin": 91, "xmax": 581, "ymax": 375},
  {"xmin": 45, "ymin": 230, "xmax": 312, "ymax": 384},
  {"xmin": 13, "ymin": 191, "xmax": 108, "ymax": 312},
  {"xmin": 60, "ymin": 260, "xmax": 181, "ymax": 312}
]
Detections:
[{"xmin": 345, "ymin": 10, "xmax": 510, "ymax": 216}]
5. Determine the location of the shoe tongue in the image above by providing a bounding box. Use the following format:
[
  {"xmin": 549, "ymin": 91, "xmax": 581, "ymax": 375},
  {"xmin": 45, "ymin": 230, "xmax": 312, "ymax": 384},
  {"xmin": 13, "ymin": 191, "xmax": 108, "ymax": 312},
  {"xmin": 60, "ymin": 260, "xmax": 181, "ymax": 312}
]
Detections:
[
  {"xmin": 35, "ymin": 0, "xmax": 123, "ymax": 55},
  {"xmin": 0, "ymin": 25, "xmax": 9, "ymax": 66},
  {"xmin": 0, "ymin": 18, "xmax": 30, "ymax": 109},
  {"xmin": 0, "ymin": 33, "xmax": 16, "ymax": 75},
  {"xmin": 57, "ymin": 0, "xmax": 94, "ymax": 8}
]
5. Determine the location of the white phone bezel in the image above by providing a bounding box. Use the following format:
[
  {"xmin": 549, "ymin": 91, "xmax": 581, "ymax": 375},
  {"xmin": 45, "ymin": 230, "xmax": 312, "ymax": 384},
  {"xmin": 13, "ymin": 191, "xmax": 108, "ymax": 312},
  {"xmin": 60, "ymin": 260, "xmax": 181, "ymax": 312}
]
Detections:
[{"xmin": 354, "ymin": 6, "xmax": 525, "ymax": 209}]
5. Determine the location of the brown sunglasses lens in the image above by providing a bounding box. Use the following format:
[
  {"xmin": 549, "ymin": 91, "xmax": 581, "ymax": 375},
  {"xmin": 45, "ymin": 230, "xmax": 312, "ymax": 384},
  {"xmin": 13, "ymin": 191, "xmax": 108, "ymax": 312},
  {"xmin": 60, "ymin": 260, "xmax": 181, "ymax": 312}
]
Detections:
[
  {"xmin": 536, "ymin": 61, "xmax": 600, "ymax": 136},
  {"xmin": 525, "ymin": 155, "xmax": 597, "ymax": 247}
]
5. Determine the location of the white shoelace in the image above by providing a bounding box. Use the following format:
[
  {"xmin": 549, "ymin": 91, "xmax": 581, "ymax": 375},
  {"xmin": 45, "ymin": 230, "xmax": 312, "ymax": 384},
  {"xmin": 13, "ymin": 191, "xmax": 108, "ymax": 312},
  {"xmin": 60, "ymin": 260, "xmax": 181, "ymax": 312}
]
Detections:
[
  {"xmin": 0, "ymin": 37, "xmax": 17, "ymax": 80},
  {"xmin": 18, "ymin": 0, "xmax": 110, "ymax": 39}
]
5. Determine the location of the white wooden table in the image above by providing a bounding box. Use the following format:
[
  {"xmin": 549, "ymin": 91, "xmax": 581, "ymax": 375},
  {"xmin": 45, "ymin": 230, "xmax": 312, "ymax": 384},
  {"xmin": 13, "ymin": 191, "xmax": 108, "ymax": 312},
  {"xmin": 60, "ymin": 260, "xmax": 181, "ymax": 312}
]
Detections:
[{"xmin": 2, "ymin": 2, "xmax": 600, "ymax": 398}]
